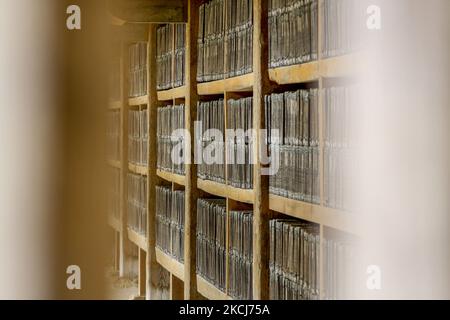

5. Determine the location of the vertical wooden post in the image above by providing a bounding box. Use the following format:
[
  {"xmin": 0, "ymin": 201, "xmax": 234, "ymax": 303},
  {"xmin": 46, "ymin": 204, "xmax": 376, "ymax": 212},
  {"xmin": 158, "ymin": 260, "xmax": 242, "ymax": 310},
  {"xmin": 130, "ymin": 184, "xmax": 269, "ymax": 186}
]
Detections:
[
  {"xmin": 139, "ymin": 248, "xmax": 147, "ymax": 297},
  {"xmin": 225, "ymin": 198, "xmax": 231, "ymax": 295},
  {"xmin": 318, "ymin": 0, "xmax": 325, "ymax": 208},
  {"xmin": 318, "ymin": 0, "xmax": 325, "ymax": 300},
  {"xmin": 252, "ymin": 0, "xmax": 270, "ymax": 300},
  {"xmin": 146, "ymin": 24, "xmax": 161, "ymax": 300},
  {"xmin": 224, "ymin": 91, "xmax": 230, "ymax": 296},
  {"xmin": 119, "ymin": 41, "xmax": 130, "ymax": 278},
  {"xmin": 223, "ymin": 0, "xmax": 228, "ymax": 80},
  {"xmin": 184, "ymin": 0, "xmax": 199, "ymax": 300},
  {"xmin": 170, "ymin": 274, "xmax": 185, "ymax": 300},
  {"xmin": 172, "ymin": 24, "xmax": 176, "ymax": 90},
  {"xmin": 114, "ymin": 231, "xmax": 120, "ymax": 272}
]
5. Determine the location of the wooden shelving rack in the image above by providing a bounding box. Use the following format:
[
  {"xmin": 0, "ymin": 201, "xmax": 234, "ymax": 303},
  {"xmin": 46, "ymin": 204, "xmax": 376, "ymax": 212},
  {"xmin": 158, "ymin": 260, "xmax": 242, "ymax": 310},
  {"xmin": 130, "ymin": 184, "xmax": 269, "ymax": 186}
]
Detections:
[{"xmin": 107, "ymin": 0, "xmax": 359, "ymax": 301}]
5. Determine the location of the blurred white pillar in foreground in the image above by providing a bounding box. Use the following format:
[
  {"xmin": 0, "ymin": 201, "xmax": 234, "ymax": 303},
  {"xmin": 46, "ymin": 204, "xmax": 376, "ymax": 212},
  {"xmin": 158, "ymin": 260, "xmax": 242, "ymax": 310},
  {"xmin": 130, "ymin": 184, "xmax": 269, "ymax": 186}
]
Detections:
[
  {"xmin": 0, "ymin": 0, "xmax": 60, "ymax": 299},
  {"xmin": 356, "ymin": 0, "xmax": 450, "ymax": 299}
]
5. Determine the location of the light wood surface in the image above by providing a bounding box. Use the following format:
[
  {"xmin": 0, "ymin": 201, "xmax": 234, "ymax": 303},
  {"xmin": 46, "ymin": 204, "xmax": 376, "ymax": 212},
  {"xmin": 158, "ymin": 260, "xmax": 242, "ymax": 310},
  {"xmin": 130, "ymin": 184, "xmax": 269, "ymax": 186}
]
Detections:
[
  {"xmin": 269, "ymin": 61, "xmax": 319, "ymax": 84},
  {"xmin": 157, "ymin": 85, "xmax": 187, "ymax": 101},
  {"xmin": 197, "ymin": 179, "xmax": 254, "ymax": 204},
  {"xmin": 196, "ymin": 275, "xmax": 231, "ymax": 300},
  {"xmin": 108, "ymin": 214, "xmax": 121, "ymax": 232},
  {"xmin": 128, "ymin": 163, "xmax": 149, "ymax": 176},
  {"xmin": 127, "ymin": 228, "xmax": 148, "ymax": 251},
  {"xmin": 156, "ymin": 170, "xmax": 186, "ymax": 186},
  {"xmin": 128, "ymin": 95, "xmax": 148, "ymax": 106},
  {"xmin": 319, "ymin": 53, "xmax": 360, "ymax": 78},
  {"xmin": 107, "ymin": 159, "xmax": 121, "ymax": 169},
  {"xmin": 108, "ymin": 100, "xmax": 122, "ymax": 110},
  {"xmin": 197, "ymin": 73, "xmax": 254, "ymax": 95},
  {"xmin": 155, "ymin": 247, "xmax": 185, "ymax": 281},
  {"xmin": 269, "ymin": 194, "xmax": 356, "ymax": 234}
]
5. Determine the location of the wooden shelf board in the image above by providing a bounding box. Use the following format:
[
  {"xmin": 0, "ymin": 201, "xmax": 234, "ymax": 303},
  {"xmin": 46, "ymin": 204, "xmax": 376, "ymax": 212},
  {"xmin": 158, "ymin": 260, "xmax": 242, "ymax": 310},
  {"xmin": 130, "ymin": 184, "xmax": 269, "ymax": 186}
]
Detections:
[
  {"xmin": 128, "ymin": 95, "xmax": 148, "ymax": 106},
  {"xmin": 197, "ymin": 73, "xmax": 254, "ymax": 95},
  {"xmin": 320, "ymin": 54, "xmax": 360, "ymax": 78},
  {"xmin": 196, "ymin": 275, "xmax": 231, "ymax": 300},
  {"xmin": 156, "ymin": 170, "xmax": 186, "ymax": 186},
  {"xmin": 128, "ymin": 163, "xmax": 148, "ymax": 176},
  {"xmin": 269, "ymin": 61, "xmax": 319, "ymax": 84},
  {"xmin": 127, "ymin": 228, "xmax": 147, "ymax": 251},
  {"xmin": 108, "ymin": 215, "xmax": 121, "ymax": 232},
  {"xmin": 268, "ymin": 54, "xmax": 361, "ymax": 84},
  {"xmin": 108, "ymin": 100, "xmax": 122, "ymax": 110},
  {"xmin": 197, "ymin": 179, "xmax": 229, "ymax": 198},
  {"xmin": 269, "ymin": 194, "xmax": 356, "ymax": 234},
  {"xmin": 155, "ymin": 247, "xmax": 185, "ymax": 281},
  {"xmin": 197, "ymin": 179, "xmax": 254, "ymax": 204},
  {"xmin": 107, "ymin": 159, "xmax": 121, "ymax": 169},
  {"xmin": 226, "ymin": 185, "xmax": 254, "ymax": 204},
  {"xmin": 157, "ymin": 86, "xmax": 187, "ymax": 101}
]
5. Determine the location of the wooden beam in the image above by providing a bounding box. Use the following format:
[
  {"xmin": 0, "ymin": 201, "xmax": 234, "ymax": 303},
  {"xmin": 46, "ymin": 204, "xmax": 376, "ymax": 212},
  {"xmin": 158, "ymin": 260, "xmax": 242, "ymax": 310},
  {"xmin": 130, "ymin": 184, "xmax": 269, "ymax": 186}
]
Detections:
[
  {"xmin": 184, "ymin": 0, "xmax": 199, "ymax": 300},
  {"xmin": 114, "ymin": 230, "xmax": 120, "ymax": 272},
  {"xmin": 139, "ymin": 248, "xmax": 147, "ymax": 297},
  {"xmin": 170, "ymin": 274, "xmax": 184, "ymax": 300},
  {"xmin": 111, "ymin": 23, "xmax": 149, "ymax": 43},
  {"xmin": 146, "ymin": 24, "xmax": 162, "ymax": 300},
  {"xmin": 252, "ymin": 0, "xmax": 270, "ymax": 300},
  {"xmin": 108, "ymin": 0, "xmax": 187, "ymax": 23},
  {"xmin": 119, "ymin": 42, "xmax": 130, "ymax": 278},
  {"xmin": 318, "ymin": 0, "xmax": 325, "ymax": 300}
]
